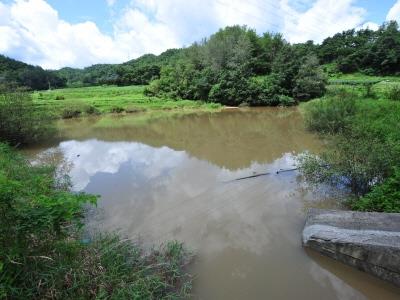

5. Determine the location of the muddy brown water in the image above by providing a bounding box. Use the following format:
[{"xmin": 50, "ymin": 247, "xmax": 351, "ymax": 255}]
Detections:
[{"xmin": 25, "ymin": 108, "xmax": 400, "ymax": 299}]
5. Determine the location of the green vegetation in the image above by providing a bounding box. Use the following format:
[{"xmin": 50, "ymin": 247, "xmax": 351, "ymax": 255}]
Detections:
[
  {"xmin": 0, "ymin": 143, "xmax": 193, "ymax": 299},
  {"xmin": 3, "ymin": 21, "xmax": 400, "ymax": 109},
  {"xmin": 0, "ymin": 90, "xmax": 56, "ymax": 145},
  {"xmin": 33, "ymin": 85, "xmax": 221, "ymax": 118},
  {"xmin": 0, "ymin": 85, "xmax": 194, "ymax": 298},
  {"xmin": 145, "ymin": 26, "xmax": 326, "ymax": 106},
  {"xmin": 2, "ymin": 19, "xmax": 400, "ymax": 298},
  {"xmin": 353, "ymin": 168, "xmax": 400, "ymax": 212},
  {"xmin": 300, "ymin": 82, "xmax": 400, "ymax": 212},
  {"xmin": 0, "ymin": 55, "xmax": 65, "ymax": 91},
  {"xmin": 55, "ymin": 49, "xmax": 182, "ymax": 87},
  {"xmin": 319, "ymin": 21, "xmax": 400, "ymax": 75}
]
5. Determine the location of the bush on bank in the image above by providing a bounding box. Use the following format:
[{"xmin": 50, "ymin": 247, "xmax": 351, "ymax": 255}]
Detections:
[
  {"xmin": 0, "ymin": 90, "xmax": 55, "ymax": 146},
  {"xmin": 299, "ymin": 88, "xmax": 400, "ymax": 212}
]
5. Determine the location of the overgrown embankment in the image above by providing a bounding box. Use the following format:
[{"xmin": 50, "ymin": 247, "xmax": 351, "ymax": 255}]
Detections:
[{"xmin": 299, "ymin": 80, "xmax": 400, "ymax": 212}]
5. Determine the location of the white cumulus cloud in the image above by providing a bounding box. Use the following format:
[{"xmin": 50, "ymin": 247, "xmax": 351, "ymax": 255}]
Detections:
[
  {"xmin": 357, "ymin": 21, "xmax": 380, "ymax": 31},
  {"xmin": 0, "ymin": 0, "xmax": 386, "ymax": 69},
  {"xmin": 281, "ymin": 0, "xmax": 366, "ymax": 43},
  {"xmin": 106, "ymin": 0, "xmax": 117, "ymax": 7},
  {"xmin": 0, "ymin": 0, "xmax": 179, "ymax": 69},
  {"xmin": 387, "ymin": 0, "xmax": 400, "ymax": 22}
]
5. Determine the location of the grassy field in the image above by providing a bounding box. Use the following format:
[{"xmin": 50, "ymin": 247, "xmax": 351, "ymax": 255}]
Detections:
[
  {"xmin": 324, "ymin": 72, "xmax": 400, "ymax": 100},
  {"xmin": 33, "ymin": 85, "xmax": 221, "ymax": 118},
  {"xmin": 328, "ymin": 72, "xmax": 400, "ymax": 83}
]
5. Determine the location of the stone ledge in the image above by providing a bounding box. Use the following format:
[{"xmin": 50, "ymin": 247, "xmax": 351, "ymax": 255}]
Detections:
[{"xmin": 302, "ymin": 208, "xmax": 400, "ymax": 287}]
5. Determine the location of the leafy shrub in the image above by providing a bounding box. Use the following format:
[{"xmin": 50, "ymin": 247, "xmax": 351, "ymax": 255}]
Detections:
[
  {"xmin": 386, "ymin": 85, "xmax": 400, "ymax": 101},
  {"xmin": 110, "ymin": 106, "xmax": 125, "ymax": 113},
  {"xmin": 299, "ymin": 134, "xmax": 399, "ymax": 196},
  {"xmin": 208, "ymin": 71, "xmax": 255, "ymax": 106},
  {"xmin": 352, "ymin": 168, "xmax": 400, "ymax": 212},
  {"xmin": 84, "ymin": 105, "xmax": 100, "ymax": 115},
  {"xmin": 304, "ymin": 92, "xmax": 357, "ymax": 134},
  {"xmin": 293, "ymin": 55, "xmax": 327, "ymax": 101},
  {"xmin": 278, "ymin": 95, "xmax": 296, "ymax": 106},
  {"xmin": 0, "ymin": 91, "xmax": 55, "ymax": 145},
  {"xmin": 253, "ymin": 75, "xmax": 288, "ymax": 106},
  {"xmin": 300, "ymin": 96, "xmax": 400, "ymax": 198},
  {"xmin": 62, "ymin": 108, "xmax": 82, "ymax": 119}
]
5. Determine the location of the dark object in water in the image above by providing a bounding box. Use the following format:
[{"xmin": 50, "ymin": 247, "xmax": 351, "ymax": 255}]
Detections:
[
  {"xmin": 276, "ymin": 167, "xmax": 298, "ymax": 174},
  {"xmin": 234, "ymin": 172, "xmax": 271, "ymax": 181},
  {"xmin": 231, "ymin": 167, "xmax": 299, "ymax": 181}
]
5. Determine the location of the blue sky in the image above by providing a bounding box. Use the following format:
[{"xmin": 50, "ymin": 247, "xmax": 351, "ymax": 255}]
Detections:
[{"xmin": 1, "ymin": 0, "xmax": 400, "ymax": 69}]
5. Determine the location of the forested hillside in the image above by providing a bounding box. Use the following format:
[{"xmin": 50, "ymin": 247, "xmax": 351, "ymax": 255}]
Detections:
[
  {"xmin": 0, "ymin": 55, "xmax": 66, "ymax": 91},
  {"xmin": 319, "ymin": 21, "xmax": 400, "ymax": 75},
  {"xmin": 54, "ymin": 49, "xmax": 182, "ymax": 87}
]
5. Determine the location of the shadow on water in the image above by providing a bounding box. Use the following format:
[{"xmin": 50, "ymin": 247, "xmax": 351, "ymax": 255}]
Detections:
[{"xmin": 24, "ymin": 108, "xmax": 400, "ymax": 300}]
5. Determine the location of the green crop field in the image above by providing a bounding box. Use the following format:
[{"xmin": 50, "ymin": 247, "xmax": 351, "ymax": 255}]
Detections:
[{"xmin": 32, "ymin": 85, "xmax": 221, "ymax": 118}]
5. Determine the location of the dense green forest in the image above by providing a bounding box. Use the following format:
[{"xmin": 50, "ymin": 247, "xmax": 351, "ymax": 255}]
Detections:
[
  {"xmin": 50, "ymin": 49, "xmax": 182, "ymax": 87},
  {"xmin": 0, "ymin": 55, "xmax": 66, "ymax": 91}
]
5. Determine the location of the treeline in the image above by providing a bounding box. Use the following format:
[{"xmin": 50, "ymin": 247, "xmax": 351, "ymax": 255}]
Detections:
[
  {"xmin": 54, "ymin": 49, "xmax": 182, "ymax": 87},
  {"xmin": 0, "ymin": 55, "xmax": 66, "ymax": 91},
  {"xmin": 319, "ymin": 21, "xmax": 400, "ymax": 75},
  {"xmin": 144, "ymin": 26, "xmax": 326, "ymax": 106},
  {"xmin": 2, "ymin": 21, "xmax": 400, "ymax": 99}
]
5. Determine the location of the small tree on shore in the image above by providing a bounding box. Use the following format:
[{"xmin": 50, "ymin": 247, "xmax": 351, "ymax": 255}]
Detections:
[
  {"xmin": 293, "ymin": 55, "xmax": 327, "ymax": 101},
  {"xmin": 0, "ymin": 90, "xmax": 55, "ymax": 146}
]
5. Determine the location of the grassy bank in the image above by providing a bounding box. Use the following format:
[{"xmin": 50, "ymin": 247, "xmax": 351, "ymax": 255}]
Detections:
[
  {"xmin": 0, "ymin": 144, "xmax": 193, "ymax": 299},
  {"xmin": 32, "ymin": 85, "xmax": 221, "ymax": 118},
  {"xmin": 299, "ymin": 78, "xmax": 400, "ymax": 212}
]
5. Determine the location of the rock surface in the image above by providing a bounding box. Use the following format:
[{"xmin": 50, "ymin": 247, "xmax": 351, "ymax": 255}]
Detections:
[{"xmin": 302, "ymin": 208, "xmax": 400, "ymax": 287}]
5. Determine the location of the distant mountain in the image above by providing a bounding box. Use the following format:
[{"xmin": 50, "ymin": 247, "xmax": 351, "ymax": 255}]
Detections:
[{"xmin": 54, "ymin": 48, "xmax": 183, "ymax": 87}]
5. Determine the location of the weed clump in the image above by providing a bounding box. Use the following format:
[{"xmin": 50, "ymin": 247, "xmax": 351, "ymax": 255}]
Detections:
[
  {"xmin": 110, "ymin": 106, "xmax": 125, "ymax": 113},
  {"xmin": 386, "ymin": 85, "xmax": 400, "ymax": 101},
  {"xmin": 85, "ymin": 105, "xmax": 101, "ymax": 115},
  {"xmin": 62, "ymin": 108, "xmax": 82, "ymax": 119}
]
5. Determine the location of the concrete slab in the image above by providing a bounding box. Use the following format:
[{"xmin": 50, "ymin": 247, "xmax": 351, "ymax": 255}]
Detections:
[{"xmin": 302, "ymin": 209, "xmax": 400, "ymax": 287}]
